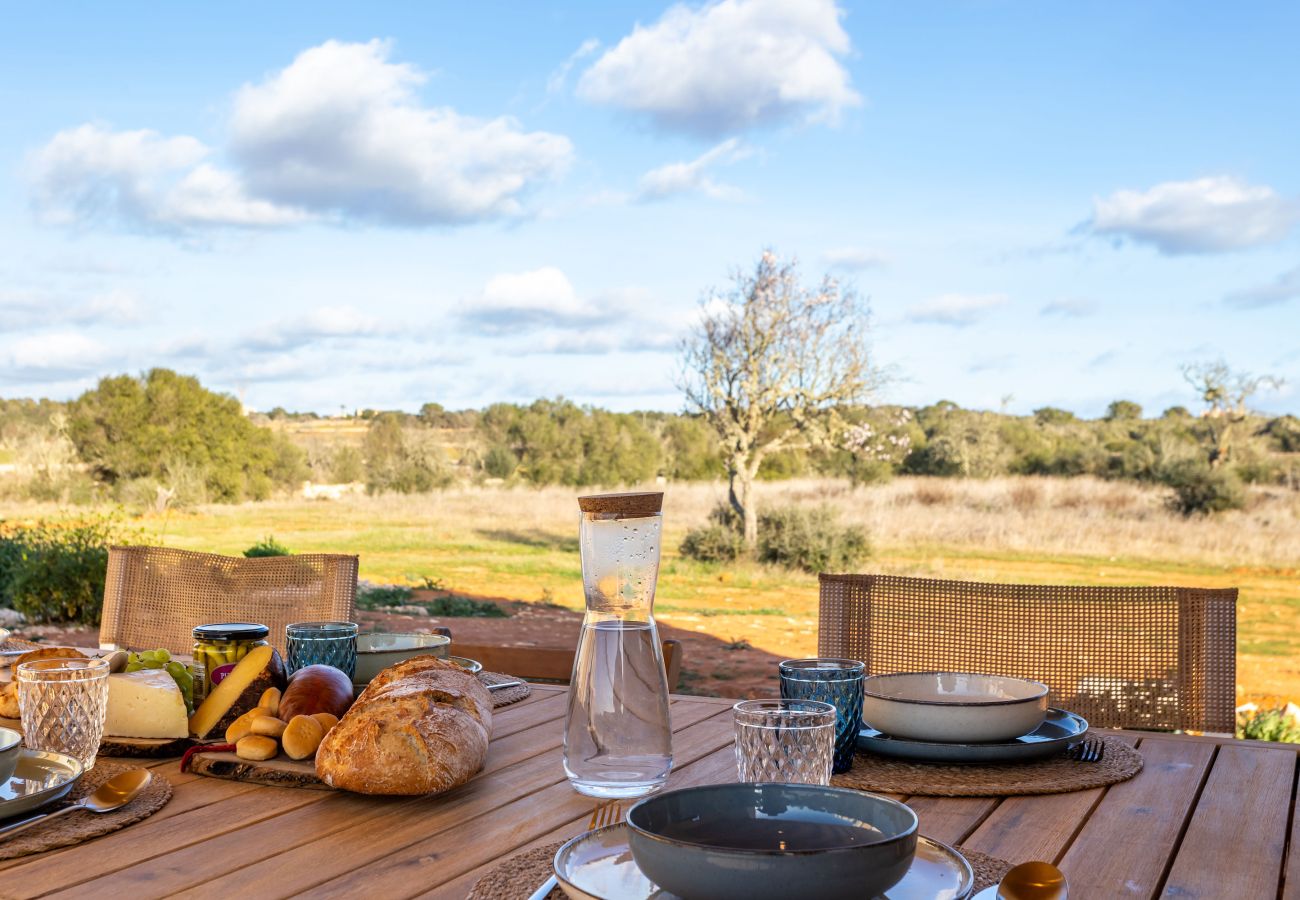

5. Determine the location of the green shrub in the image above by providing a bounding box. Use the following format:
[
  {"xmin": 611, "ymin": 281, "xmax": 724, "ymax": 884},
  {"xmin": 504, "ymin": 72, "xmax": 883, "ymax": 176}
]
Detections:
[
  {"xmin": 680, "ymin": 524, "xmax": 745, "ymax": 563},
  {"xmin": 0, "ymin": 516, "xmax": 128, "ymax": 624},
  {"xmin": 244, "ymin": 536, "xmax": 291, "ymax": 558},
  {"xmin": 356, "ymin": 584, "xmax": 414, "ymax": 608},
  {"xmin": 1160, "ymin": 460, "xmax": 1246, "ymax": 516},
  {"xmin": 1237, "ymin": 707, "xmax": 1300, "ymax": 743},
  {"xmin": 756, "ymin": 504, "xmax": 869, "ymax": 573},
  {"xmin": 423, "ymin": 596, "xmax": 509, "ymax": 618}
]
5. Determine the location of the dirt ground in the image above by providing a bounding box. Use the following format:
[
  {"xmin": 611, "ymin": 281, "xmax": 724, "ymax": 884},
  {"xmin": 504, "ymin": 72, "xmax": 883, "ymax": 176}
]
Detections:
[{"xmin": 16, "ymin": 588, "xmax": 783, "ymax": 700}]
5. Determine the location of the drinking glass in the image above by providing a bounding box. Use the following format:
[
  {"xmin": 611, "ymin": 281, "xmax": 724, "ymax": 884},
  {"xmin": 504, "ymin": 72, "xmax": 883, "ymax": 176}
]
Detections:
[
  {"xmin": 286, "ymin": 622, "xmax": 358, "ymax": 678},
  {"xmin": 779, "ymin": 658, "xmax": 865, "ymax": 774},
  {"xmin": 17, "ymin": 657, "xmax": 109, "ymax": 770},
  {"xmin": 733, "ymin": 699, "xmax": 835, "ymax": 785}
]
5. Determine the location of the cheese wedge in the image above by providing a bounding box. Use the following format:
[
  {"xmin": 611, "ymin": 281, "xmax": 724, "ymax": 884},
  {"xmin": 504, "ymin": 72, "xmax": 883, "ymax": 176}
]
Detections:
[
  {"xmin": 105, "ymin": 670, "xmax": 189, "ymax": 739},
  {"xmin": 189, "ymin": 644, "xmax": 276, "ymax": 740}
]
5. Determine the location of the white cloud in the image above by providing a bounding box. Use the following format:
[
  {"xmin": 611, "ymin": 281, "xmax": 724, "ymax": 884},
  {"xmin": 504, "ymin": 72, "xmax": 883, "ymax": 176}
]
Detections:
[
  {"xmin": 463, "ymin": 267, "xmax": 613, "ymax": 333},
  {"xmin": 75, "ymin": 289, "xmax": 145, "ymax": 325},
  {"xmin": 6, "ymin": 332, "xmax": 110, "ymax": 374},
  {"xmin": 637, "ymin": 138, "xmax": 749, "ymax": 201},
  {"xmin": 576, "ymin": 0, "xmax": 860, "ymax": 136},
  {"xmin": 1040, "ymin": 297, "xmax": 1097, "ymax": 318},
  {"xmin": 28, "ymin": 40, "xmax": 573, "ymax": 234},
  {"xmin": 1087, "ymin": 176, "xmax": 1299, "ymax": 254},
  {"xmin": 822, "ymin": 247, "xmax": 887, "ymax": 270},
  {"xmin": 239, "ymin": 305, "xmax": 390, "ymax": 352},
  {"xmin": 905, "ymin": 293, "xmax": 1009, "ymax": 327},
  {"xmin": 1225, "ymin": 264, "xmax": 1300, "ymax": 309},
  {"xmin": 230, "ymin": 40, "xmax": 573, "ymax": 225},
  {"xmin": 27, "ymin": 124, "xmax": 306, "ymax": 232},
  {"xmin": 547, "ymin": 38, "xmax": 601, "ymax": 95}
]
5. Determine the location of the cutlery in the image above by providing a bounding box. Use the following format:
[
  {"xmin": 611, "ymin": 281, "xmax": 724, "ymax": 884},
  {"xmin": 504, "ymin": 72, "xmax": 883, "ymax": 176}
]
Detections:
[
  {"xmin": 527, "ymin": 799, "xmax": 624, "ymax": 900},
  {"xmin": 996, "ymin": 860, "xmax": 1068, "ymax": 899},
  {"xmin": 1066, "ymin": 737, "xmax": 1104, "ymax": 763},
  {"xmin": 0, "ymin": 768, "xmax": 151, "ymax": 840},
  {"xmin": 486, "ymin": 681, "xmax": 524, "ymax": 692}
]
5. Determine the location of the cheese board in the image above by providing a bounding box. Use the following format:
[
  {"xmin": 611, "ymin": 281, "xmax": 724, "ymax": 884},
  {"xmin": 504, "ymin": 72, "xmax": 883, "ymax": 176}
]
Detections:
[
  {"xmin": 184, "ymin": 748, "xmax": 328, "ymax": 789},
  {"xmin": 0, "ymin": 718, "xmax": 189, "ymax": 758}
]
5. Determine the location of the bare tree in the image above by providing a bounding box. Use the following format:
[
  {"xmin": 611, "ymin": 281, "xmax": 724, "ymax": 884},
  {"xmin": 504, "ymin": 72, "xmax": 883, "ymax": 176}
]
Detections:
[
  {"xmin": 1181, "ymin": 359, "xmax": 1283, "ymax": 466},
  {"xmin": 679, "ymin": 251, "xmax": 882, "ymax": 546}
]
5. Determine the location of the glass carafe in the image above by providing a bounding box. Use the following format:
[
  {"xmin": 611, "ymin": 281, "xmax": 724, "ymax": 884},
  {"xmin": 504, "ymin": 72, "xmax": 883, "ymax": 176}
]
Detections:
[{"xmin": 563, "ymin": 491, "xmax": 673, "ymax": 798}]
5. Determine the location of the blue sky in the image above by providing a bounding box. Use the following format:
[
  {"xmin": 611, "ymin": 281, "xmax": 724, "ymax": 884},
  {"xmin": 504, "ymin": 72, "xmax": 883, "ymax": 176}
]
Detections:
[{"xmin": 2, "ymin": 1, "xmax": 1297, "ymax": 416}]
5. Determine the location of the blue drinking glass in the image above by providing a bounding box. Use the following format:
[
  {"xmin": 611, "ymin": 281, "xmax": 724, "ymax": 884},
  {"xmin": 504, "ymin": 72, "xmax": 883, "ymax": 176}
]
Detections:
[
  {"xmin": 286, "ymin": 621, "xmax": 358, "ymax": 679},
  {"xmin": 779, "ymin": 658, "xmax": 865, "ymax": 774}
]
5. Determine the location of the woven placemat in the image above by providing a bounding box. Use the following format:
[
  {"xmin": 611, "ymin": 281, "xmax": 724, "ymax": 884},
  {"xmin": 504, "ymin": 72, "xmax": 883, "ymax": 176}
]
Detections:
[
  {"xmin": 468, "ymin": 839, "xmax": 1011, "ymax": 899},
  {"xmin": 0, "ymin": 758, "xmax": 172, "ymax": 860},
  {"xmin": 0, "ymin": 638, "xmax": 43, "ymax": 655},
  {"xmin": 481, "ymin": 671, "xmax": 531, "ymax": 708},
  {"xmin": 834, "ymin": 734, "xmax": 1142, "ymax": 798}
]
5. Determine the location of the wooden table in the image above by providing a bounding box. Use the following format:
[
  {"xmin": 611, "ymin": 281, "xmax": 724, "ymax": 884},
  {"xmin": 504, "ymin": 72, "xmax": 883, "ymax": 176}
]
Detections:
[{"xmin": 2, "ymin": 686, "xmax": 1295, "ymax": 898}]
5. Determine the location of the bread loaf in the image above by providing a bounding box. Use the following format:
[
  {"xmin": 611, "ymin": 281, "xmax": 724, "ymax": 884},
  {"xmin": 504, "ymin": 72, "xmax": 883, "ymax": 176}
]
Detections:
[
  {"xmin": 315, "ymin": 657, "xmax": 492, "ymax": 795},
  {"xmin": 279, "ymin": 665, "xmax": 353, "ymax": 721}
]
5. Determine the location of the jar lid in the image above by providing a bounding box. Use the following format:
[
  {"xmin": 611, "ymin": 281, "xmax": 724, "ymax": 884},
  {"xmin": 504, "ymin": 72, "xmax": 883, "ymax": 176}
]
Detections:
[
  {"xmin": 193, "ymin": 623, "xmax": 269, "ymax": 641},
  {"xmin": 577, "ymin": 491, "xmax": 663, "ymax": 517}
]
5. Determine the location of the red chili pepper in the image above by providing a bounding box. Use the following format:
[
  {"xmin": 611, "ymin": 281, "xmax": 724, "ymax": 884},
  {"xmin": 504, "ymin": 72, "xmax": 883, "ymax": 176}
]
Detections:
[{"xmin": 180, "ymin": 742, "xmax": 235, "ymax": 772}]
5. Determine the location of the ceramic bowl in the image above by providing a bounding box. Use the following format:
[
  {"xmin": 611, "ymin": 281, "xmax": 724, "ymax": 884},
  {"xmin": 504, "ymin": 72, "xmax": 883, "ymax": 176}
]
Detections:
[
  {"xmin": 353, "ymin": 633, "xmax": 451, "ymax": 684},
  {"xmin": 626, "ymin": 783, "xmax": 918, "ymax": 900},
  {"xmin": 861, "ymin": 672, "xmax": 1049, "ymax": 743},
  {"xmin": 0, "ymin": 726, "xmax": 22, "ymax": 784}
]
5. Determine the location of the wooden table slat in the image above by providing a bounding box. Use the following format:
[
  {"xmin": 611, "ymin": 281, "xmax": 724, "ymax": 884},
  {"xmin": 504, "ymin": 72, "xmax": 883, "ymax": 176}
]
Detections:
[
  {"xmin": 1058, "ymin": 736, "xmax": 1217, "ymax": 898},
  {"xmin": 1159, "ymin": 743, "xmax": 1294, "ymax": 899}
]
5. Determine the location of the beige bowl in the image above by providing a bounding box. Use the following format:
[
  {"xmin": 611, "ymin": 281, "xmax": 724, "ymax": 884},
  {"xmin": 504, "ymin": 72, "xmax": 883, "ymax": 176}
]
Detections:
[
  {"xmin": 353, "ymin": 633, "xmax": 451, "ymax": 685},
  {"xmin": 0, "ymin": 726, "xmax": 21, "ymax": 784},
  {"xmin": 861, "ymin": 672, "xmax": 1049, "ymax": 743}
]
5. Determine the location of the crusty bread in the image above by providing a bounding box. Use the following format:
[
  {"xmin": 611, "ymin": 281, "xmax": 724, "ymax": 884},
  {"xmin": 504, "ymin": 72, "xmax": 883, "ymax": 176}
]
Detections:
[
  {"xmin": 0, "ymin": 681, "xmax": 17, "ymax": 719},
  {"xmin": 13, "ymin": 646, "xmax": 86, "ymax": 668},
  {"xmin": 315, "ymin": 657, "xmax": 493, "ymax": 795}
]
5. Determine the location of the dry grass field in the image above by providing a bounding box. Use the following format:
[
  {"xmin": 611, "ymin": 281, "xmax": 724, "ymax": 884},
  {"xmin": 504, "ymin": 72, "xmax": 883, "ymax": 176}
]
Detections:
[{"xmin": 108, "ymin": 475, "xmax": 1300, "ymax": 704}]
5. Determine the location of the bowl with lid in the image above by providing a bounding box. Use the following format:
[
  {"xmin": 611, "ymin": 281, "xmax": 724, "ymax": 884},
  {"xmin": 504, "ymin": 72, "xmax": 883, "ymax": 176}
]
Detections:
[
  {"xmin": 861, "ymin": 671, "xmax": 1049, "ymax": 743},
  {"xmin": 625, "ymin": 782, "xmax": 917, "ymax": 900}
]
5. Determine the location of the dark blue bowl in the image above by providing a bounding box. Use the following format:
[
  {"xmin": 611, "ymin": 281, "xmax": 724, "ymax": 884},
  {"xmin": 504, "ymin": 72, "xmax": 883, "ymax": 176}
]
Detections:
[{"xmin": 626, "ymin": 783, "xmax": 918, "ymax": 900}]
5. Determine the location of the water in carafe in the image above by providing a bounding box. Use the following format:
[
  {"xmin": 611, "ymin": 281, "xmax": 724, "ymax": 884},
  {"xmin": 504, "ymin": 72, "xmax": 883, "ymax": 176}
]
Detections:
[{"xmin": 564, "ymin": 492, "xmax": 673, "ymax": 798}]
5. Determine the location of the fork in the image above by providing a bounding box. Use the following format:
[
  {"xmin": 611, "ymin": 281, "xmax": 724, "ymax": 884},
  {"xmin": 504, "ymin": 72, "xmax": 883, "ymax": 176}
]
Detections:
[
  {"xmin": 526, "ymin": 801, "xmax": 625, "ymax": 900},
  {"xmin": 1068, "ymin": 737, "xmax": 1105, "ymax": 762}
]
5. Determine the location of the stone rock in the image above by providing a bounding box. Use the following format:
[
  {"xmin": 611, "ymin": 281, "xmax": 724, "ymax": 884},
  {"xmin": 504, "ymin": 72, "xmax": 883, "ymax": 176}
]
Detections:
[{"xmin": 0, "ymin": 609, "xmax": 26, "ymax": 628}]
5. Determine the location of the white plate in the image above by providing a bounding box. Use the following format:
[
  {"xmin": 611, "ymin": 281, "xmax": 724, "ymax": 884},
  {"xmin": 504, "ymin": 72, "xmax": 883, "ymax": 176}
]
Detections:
[
  {"xmin": 555, "ymin": 823, "xmax": 974, "ymax": 900},
  {"xmin": 0, "ymin": 749, "xmax": 84, "ymax": 820}
]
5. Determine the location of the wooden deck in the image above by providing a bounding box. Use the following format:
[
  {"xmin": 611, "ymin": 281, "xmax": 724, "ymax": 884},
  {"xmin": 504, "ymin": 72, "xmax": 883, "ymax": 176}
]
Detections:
[{"xmin": 2, "ymin": 685, "xmax": 1294, "ymax": 898}]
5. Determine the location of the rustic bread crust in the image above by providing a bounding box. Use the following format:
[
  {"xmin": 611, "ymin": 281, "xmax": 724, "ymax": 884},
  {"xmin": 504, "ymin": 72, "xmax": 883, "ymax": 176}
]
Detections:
[
  {"xmin": 315, "ymin": 656, "xmax": 493, "ymax": 795},
  {"xmin": 13, "ymin": 646, "xmax": 86, "ymax": 668}
]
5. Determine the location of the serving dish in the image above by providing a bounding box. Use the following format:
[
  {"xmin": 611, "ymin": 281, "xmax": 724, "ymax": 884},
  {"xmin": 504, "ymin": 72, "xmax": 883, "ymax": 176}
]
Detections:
[
  {"xmin": 353, "ymin": 633, "xmax": 451, "ymax": 685},
  {"xmin": 449, "ymin": 655, "xmax": 483, "ymax": 675},
  {"xmin": 858, "ymin": 708, "xmax": 1088, "ymax": 764},
  {"xmin": 555, "ymin": 823, "xmax": 973, "ymax": 900},
  {"xmin": 861, "ymin": 672, "xmax": 1049, "ymax": 743},
  {"xmin": 625, "ymin": 783, "xmax": 918, "ymax": 900},
  {"xmin": 0, "ymin": 749, "xmax": 84, "ymax": 820}
]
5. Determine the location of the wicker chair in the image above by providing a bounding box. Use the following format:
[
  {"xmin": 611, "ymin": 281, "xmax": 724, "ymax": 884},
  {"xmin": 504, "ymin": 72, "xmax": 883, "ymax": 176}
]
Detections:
[
  {"xmin": 818, "ymin": 574, "xmax": 1237, "ymax": 732},
  {"xmin": 100, "ymin": 546, "xmax": 358, "ymax": 657}
]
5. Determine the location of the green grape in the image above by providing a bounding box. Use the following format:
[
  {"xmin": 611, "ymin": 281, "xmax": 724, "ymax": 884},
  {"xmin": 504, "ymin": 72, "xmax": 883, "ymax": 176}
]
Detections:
[
  {"xmin": 154, "ymin": 649, "xmax": 171, "ymax": 663},
  {"xmin": 125, "ymin": 661, "xmax": 143, "ymax": 672},
  {"xmin": 165, "ymin": 661, "xmax": 195, "ymax": 713}
]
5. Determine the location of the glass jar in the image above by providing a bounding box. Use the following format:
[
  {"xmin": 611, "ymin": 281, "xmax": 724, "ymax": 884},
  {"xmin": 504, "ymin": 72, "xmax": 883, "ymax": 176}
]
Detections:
[{"xmin": 192, "ymin": 623, "xmax": 269, "ymax": 701}]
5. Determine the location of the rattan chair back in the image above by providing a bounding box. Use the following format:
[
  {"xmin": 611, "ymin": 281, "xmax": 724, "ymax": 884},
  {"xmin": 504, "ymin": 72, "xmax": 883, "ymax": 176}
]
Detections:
[
  {"xmin": 100, "ymin": 546, "xmax": 359, "ymax": 657},
  {"xmin": 818, "ymin": 574, "xmax": 1236, "ymax": 732}
]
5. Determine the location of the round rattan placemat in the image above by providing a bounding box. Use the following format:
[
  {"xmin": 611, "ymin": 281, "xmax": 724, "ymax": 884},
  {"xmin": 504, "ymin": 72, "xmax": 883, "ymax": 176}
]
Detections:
[
  {"xmin": 468, "ymin": 840, "xmax": 1011, "ymax": 899},
  {"xmin": 833, "ymin": 734, "xmax": 1141, "ymax": 798},
  {"xmin": 481, "ymin": 671, "xmax": 531, "ymax": 708},
  {"xmin": 0, "ymin": 758, "xmax": 172, "ymax": 860}
]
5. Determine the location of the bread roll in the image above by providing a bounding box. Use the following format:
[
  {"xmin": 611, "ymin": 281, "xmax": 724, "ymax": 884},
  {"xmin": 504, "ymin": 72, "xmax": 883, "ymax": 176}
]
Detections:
[
  {"xmin": 283, "ymin": 715, "xmax": 324, "ymax": 760},
  {"xmin": 315, "ymin": 657, "xmax": 492, "ymax": 795}
]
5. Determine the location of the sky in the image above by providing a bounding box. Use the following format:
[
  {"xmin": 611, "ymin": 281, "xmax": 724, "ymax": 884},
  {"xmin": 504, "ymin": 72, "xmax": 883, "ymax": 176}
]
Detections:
[{"xmin": 1, "ymin": 1, "xmax": 1298, "ymax": 417}]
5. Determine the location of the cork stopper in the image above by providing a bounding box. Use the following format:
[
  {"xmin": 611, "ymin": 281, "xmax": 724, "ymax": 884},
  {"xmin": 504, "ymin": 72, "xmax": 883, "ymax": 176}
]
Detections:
[{"xmin": 577, "ymin": 491, "xmax": 663, "ymax": 518}]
